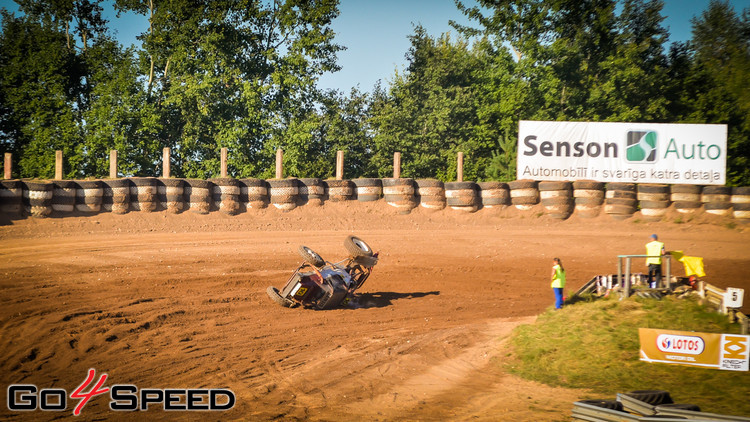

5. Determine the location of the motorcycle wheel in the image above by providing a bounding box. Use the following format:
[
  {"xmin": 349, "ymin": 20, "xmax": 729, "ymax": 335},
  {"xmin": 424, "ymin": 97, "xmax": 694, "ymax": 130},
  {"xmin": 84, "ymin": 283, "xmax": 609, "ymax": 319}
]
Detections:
[
  {"xmin": 344, "ymin": 235, "xmax": 373, "ymax": 258},
  {"xmin": 267, "ymin": 286, "xmax": 296, "ymax": 308},
  {"xmin": 298, "ymin": 245, "xmax": 325, "ymax": 267}
]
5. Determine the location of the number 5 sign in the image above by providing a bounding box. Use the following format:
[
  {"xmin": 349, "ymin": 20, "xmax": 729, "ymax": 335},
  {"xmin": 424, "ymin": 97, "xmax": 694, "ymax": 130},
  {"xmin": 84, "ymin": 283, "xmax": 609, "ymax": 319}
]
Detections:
[{"xmin": 724, "ymin": 288, "xmax": 744, "ymax": 309}]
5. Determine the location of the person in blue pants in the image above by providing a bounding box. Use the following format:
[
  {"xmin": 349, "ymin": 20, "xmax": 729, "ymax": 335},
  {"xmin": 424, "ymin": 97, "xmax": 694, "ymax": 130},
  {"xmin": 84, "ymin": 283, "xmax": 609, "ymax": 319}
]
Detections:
[{"xmin": 551, "ymin": 257, "xmax": 566, "ymax": 309}]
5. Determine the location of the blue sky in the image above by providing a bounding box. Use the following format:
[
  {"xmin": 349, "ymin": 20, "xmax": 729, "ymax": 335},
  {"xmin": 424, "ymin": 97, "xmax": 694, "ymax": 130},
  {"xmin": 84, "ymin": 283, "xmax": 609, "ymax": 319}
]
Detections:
[{"xmin": 2, "ymin": 0, "xmax": 748, "ymax": 93}]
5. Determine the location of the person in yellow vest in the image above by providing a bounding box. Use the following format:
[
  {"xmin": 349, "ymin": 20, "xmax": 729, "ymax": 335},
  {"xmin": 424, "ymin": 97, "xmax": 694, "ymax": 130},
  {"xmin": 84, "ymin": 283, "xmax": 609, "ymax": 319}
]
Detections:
[
  {"xmin": 645, "ymin": 234, "xmax": 666, "ymax": 288},
  {"xmin": 551, "ymin": 257, "xmax": 566, "ymax": 309}
]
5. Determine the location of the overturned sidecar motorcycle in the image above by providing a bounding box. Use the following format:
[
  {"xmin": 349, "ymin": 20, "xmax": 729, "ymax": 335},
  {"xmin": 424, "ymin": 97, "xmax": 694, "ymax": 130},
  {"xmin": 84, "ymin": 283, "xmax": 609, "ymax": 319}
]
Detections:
[{"xmin": 266, "ymin": 235, "xmax": 378, "ymax": 310}]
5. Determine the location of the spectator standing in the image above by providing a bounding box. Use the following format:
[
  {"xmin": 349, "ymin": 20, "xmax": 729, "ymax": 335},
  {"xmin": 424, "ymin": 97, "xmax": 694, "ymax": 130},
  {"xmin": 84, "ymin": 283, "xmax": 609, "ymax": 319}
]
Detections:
[{"xmin": 645, "ymin": 234, "xmax": 665, "ymax": 288}]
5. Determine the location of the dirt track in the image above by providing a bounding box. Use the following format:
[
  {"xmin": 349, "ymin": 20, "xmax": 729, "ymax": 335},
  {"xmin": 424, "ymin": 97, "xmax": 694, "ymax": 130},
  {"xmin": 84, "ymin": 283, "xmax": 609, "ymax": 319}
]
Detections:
[{"xmin": 1, "ymin": 202, "xmax": 748, "ymax": 421}]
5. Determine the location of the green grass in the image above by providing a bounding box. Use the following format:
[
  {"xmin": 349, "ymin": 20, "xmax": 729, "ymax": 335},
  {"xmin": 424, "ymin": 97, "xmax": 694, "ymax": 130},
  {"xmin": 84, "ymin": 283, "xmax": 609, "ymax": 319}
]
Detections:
[{"xmin": 504, "ymin": 296, "xmax": 750, "ymax": 416}]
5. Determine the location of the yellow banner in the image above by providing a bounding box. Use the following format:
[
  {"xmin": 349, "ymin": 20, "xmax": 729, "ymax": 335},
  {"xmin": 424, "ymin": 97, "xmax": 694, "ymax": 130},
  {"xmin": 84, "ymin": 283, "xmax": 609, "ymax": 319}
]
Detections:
[{"xmin": 639, "ymin": 328, "xmax": 749, "ymax": 371}]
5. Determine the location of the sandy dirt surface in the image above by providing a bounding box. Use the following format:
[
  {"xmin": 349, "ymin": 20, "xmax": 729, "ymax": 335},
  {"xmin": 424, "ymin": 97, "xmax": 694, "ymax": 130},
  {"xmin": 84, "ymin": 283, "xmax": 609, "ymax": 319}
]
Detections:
[{"xmin": 1, "ymin": 202, "xmax": 748, "ymax": 421}]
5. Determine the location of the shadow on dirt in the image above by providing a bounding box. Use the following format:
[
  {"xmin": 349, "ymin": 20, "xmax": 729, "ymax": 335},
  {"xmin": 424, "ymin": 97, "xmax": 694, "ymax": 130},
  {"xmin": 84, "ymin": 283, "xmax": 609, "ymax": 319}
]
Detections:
[{"xmin": 353, "ymin": 291, "xmax": 440, "ymax": 309}]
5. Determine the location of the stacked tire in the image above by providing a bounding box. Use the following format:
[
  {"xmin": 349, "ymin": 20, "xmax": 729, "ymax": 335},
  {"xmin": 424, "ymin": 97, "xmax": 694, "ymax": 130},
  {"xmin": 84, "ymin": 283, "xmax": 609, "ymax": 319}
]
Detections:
[
  {"xmin": 539, "ymin": 181, "xmax": 573, "ymax": 220},
  {"xmin": 130, "ymin": 177, "xmax": 157, "ymax": 212},
  {"xmin": 76, "ymin": 180, "xmax": 103, "ymax": 213},
  {"xmin": 211, "ymin": 178, "xmax": 241, "ymax": 215},
  {"xmin": 299, "ymin": 178, "xmax": 325, "ymax": 206},
  {"xmin": 52, "ymin": 180, "xmax": 77, "ymax": 215},
  {"xmin": 382, "ymin": 178, "xmax": 417, "ymax": 214},
  {"xmin": 23, "ymin": 181, "xmax": 53, "ymax": 218},
  {"xmin": 573, "ymin": 180, "xmax": 604, "ymax": 218},
  {"xmin": 102, "ymin": 179, "xmax": 130, "ymax": 214},
  {"xmin": 240, "ymin": 178, "xmax": 268, "ymax": 210},
  {"xmin": 702, "ymin": 186, "xmax": 732, "ymax": 216},
  {"xmin": 477, "ymin": 181, "xmax": 510, "ymax": 209},
  {"xmin": 186, "ymin": 179, "xmax": 212, "ymax": 214},
  {"xmin": 731, "ymin": 187, "xmax": 750, "ymax": 221},
  {"xmin": 352, "ymin": 178, "xmax": 382, "ymax": 202},
  {"xmin": 670, "ymin": 184, "xmax": 702, "ymax": 214},
  {"xmin": 0, "ymin": 180, "xmax": 23, "ymax": 216},
  {"xmin": 604, "ymin": 183, "xmax": 637, "ymax": 220},
  {"xmin": 415, "ymin": 179, "xmax": 445, "ymax": 210},
  {"xmin": 326, "ymin": 180, "xmax": 354, "ymax": 202},
  {"xmin": 159, "ymin": 179, "xmax": 185, "ymax": 214},
  {"xmin": 445, "ymin": 181, "xmax": 479, "ymax": 213},
  {"xmin": 268, "ymin": 179, "xmax": 299, "ymax": 211},
  {"xmin": 637, "ymin": 184, "xmax": 670, "ymax": 221},
  {"xmin": 508, "ymin": 180, "xmax": 539, "ymax": 210}
]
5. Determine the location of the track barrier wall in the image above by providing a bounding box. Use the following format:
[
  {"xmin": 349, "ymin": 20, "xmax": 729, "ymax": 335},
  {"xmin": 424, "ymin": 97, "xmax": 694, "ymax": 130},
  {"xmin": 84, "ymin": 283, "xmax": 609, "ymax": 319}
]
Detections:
[{"xmin": 1, "ymin": 178, "xmax": 749, "ymax": 222}]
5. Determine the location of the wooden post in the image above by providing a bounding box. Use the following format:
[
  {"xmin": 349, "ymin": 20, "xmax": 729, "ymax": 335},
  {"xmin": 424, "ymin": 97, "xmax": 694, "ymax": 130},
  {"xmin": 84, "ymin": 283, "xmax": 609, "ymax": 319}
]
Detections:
[
  {"xmin": 276, "ymin": 149, "xmax": 283, "ymax": 179},
  {"xmin": 393, "ymin": 152, "xmax": 401, "ymax": 179},
  {"xmin": 162, "ymin": 148, "xmax": 171, "ymax": 178},
  {"xmin": 457, "ymin": 152, "xmax": 464, "ymax": 182},
  {"xmin": 220, "ymin": 147, "xmax": 228, "ymax": 178},
  {"xmin": 336, "ymin": 150, "xmax": 344, "ymax": 180},
  {"xmin": 109, "ymin": 150, "xmax": 118, "ymax": 179},
  {"xmin": 55, "ymin": 150, "xmax": 63, "ymax": 180},
  {"xmin": 3, "ymin": 153, "xmax": 11, "ymax": 179}
]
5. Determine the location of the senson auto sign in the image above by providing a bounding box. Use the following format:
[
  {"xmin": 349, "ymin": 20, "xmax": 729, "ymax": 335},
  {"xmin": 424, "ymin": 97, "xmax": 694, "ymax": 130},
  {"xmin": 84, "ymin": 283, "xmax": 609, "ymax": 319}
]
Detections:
[{"xmin": 517, "ymin": 121, "xmax": 727, "ymax": 185}]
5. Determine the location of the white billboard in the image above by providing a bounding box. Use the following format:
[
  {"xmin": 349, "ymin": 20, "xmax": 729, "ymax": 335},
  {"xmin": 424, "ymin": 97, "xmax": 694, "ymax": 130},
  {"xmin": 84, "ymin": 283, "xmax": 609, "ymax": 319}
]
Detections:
[{"xmin": 517, "ymin": 121, "xmax": 727, "ymax": 185}]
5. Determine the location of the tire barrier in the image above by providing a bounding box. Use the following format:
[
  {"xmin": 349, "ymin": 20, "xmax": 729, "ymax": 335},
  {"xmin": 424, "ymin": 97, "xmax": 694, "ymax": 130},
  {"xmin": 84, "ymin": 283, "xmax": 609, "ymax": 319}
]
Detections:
[
  {"xmin": 5, "ymin": 178, "xmax": 750, "ymax": 223},
  {"xmin": 210, "ymin": 178, "xmax": 241, "ymax": 215},
  {"xmin": 22, "ymin": 180, "xmax": 53, "ymax": 218},
  {"xmin": 129, "ymin": 177, "xmax": 157, "ymax": 212},
  {"xmin": 325, "ymin": 179, "xmax": 354, "ymax": 202},
  {"xmin": 539, "ymin": 181, "xmax": 573, "ymax": 220},
  {"xmin": 299, "ymin": 178, "xmax": 325, "ymax": 206},
  {"xmin": 572, "ymin": 180, "xmax": 604, "ymax": 218},
  {"xmin": 637, "ymin": 184, "xmax": 670, "ymax": 220},
  {"xmin": 186, "ymin": 179, "xmax": 212, "ymax": 215},
  {"xmin": 240, "ymin": 178, "xmax": 269, "ymax": 210},
  {"xmin": 52, "ymin": 180, "xmax": 77, "ymax": 214},
  {"xmin": 415, "ymin": 179, "xmax": 445, "ymax": 210},
  {"xmin": 268, "ymin": 178, "xmax": 299, "ymax": 211},
  {"xmin": 508, "ymin": 179, "xmax": 539, "ymax": 210},
  {"xmin": 382, "ymin": 178, "xmax": 417, "ymax": 214},
  {"xmin": 445, "ymin": 181, "xmax": 479, "ymax": 213},
  {"xmin": 353, "ymin": 178, "xmax": 382, "ymax": 202},
  {"xmin": 477, "ymin": 181, "xmax": 509, "ymax": 209},
  {"xmin": 604, "ymin": 182, "xmax": 637, "ymax": 220},
  {"xmin": 0, "ymin": 180, "xmax": 23, "ymax": 216},
  {"xmin": 702, "ymin": 185, "xmax": 732, "ymax": 216},
  {"xmin": 670, "ymin": 184, "xmax": 702, "ymax": 214},
  {"xmin": 76, "ymin": 180, "xmax": 103, "ymax": 213},
  {"xmin": 102, "ymin": 179, "xmax": 130, "ymax": 214},
  {"xmin": 159, "ymin": 178, "xmax": 185, "ymax": 214},
  {"xmin": 731, "ymin": 186, "xmax": 750, "ymax": 221}
]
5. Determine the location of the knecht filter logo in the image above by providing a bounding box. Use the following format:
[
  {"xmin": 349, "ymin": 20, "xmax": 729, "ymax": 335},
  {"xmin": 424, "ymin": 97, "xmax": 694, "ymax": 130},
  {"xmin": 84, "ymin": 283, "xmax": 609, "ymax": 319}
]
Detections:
[{"xmin": 626, "ymin": 131, "xmax": 657, "ymax": 163}]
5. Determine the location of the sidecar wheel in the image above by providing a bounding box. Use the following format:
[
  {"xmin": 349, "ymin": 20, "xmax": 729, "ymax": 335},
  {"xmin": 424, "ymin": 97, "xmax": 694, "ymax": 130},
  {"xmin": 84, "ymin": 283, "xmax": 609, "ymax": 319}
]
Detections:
[
  {"xmin": 267, "ymin": 286, "xmax": 296, "ymax": 308},
  {"xmin": 344, "ymin": 235, "xmax": 373, "ymax": 258},
  {"xmin": 298, "ymin": 245, "xmax": 325, "ymax": 267}
]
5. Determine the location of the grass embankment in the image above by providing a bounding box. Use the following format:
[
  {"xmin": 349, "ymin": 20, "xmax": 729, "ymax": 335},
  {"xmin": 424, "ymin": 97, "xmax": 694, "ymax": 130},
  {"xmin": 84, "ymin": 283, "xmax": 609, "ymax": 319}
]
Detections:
[{"xmin": 506, "ymin": 295, "xmax": 750, "ymax": 416}]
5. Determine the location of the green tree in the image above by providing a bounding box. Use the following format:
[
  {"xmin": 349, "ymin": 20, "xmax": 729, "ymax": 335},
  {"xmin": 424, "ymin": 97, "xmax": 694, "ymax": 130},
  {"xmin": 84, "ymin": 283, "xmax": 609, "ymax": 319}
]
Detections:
[
  {"xmin": 370, "ymin": 27, "xmax": 488, "ymax": 181},
  {"xmin": 687, "ymin": 0, "xmax": 750, "ymax": 185},
  {"xmin": 114, "ymin": 0, "xmax": 344, "ymax": 178},
  {"xmin": 0, "ymin": 10, "xmax": 83, "ymax": 178}
]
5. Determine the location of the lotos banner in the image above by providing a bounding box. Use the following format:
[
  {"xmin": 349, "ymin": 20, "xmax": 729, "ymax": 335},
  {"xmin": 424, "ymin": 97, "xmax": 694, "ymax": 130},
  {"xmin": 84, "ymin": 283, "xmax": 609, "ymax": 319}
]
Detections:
[
  {"xmin": 517, "ymin": 121, "xmax": 727, "ymax": 185},
  {"xmin": 639, "ymin": 328, "xmax": 749, "ymax": 371}
]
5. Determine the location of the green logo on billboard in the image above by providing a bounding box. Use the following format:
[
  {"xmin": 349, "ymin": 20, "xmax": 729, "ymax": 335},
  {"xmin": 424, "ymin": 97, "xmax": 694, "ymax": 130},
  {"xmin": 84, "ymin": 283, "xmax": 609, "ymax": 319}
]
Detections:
[{"xmin": 626, "ymin": 131, "xmax": 657, "ymax": 162}]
